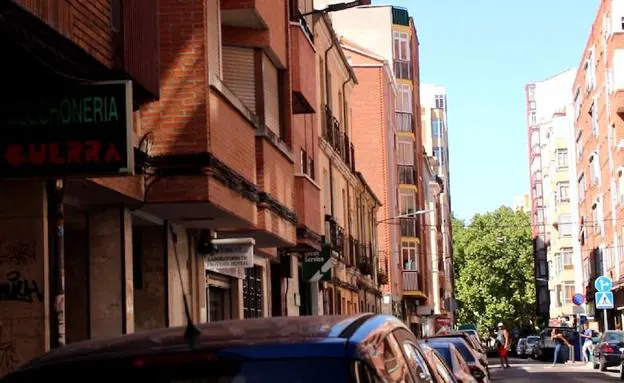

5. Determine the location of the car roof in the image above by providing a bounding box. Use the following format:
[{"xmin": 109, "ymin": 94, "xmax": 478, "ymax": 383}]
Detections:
[{"xmin": 19, "ymin": 314, "xmax": 407, "ymax": 371}]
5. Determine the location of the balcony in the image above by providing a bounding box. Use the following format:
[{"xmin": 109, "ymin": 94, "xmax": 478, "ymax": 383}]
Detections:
[
  {"xmin": 324, "ymin": 215, "xmax": 345, "ymax": 258},
  {"xmin": 403, "ymin": 270, "xmax": 420, "ymax": 291},
  {"xmin": 398, "ymin": 165, "xmax": 416, "ymax": 184},
  {"xmin": 393, "ymin": 60, "xmax": 412, "ymax": 80},
  {"xmin": 290, "ymin": 23, "xmax": 316, "ymax": 114},
  {"xmin": 396, "ymin": 112, "xmax": 414, "ymax": 133},
  {"xmin": 400, "ymin": 218, "xmax": 418, "ymax": 237},
  {"xmin": 220, "ymin": 0, "xmax": 273, "ymax": 29},
  {"xmin": 322, "ymin": 105, "xmax": 355, "ymax": 171}
]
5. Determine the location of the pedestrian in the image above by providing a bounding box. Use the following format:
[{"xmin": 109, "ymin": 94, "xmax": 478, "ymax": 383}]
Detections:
[
  {"xmin": 496, "ymin": 322, "xmax": 511, "ymax": 368},
  {"xmin": 580, "ymin": 322, "xmax": 593, "ymax": 363},
  {"xmin": 551, "ymin": 328, "xmax": 572, "ymax": 366}
]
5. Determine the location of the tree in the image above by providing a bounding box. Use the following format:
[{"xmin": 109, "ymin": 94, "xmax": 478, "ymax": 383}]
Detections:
[{"xmin": 452, "ymin": 206, "xmax": 535, "ymax": 337}]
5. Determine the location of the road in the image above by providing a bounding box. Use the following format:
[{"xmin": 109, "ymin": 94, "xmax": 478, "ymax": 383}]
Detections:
[{"xmin": 489, "ymin": 357, "xmax": 622, "ymax": 382}]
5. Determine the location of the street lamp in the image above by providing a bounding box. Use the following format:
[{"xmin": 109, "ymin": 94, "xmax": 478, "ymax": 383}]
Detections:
[{"xmin": 375, "ymin": 209, "xmax": 434, "ymax": 226}]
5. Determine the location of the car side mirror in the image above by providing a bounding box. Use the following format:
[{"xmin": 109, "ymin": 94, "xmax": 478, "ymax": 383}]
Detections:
[{"xmin": 619, "ymin": 347, "xmax": 624, "ymax": 353}]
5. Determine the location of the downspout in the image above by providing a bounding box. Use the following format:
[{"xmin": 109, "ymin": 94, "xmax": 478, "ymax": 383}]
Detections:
[{"xmin": 325, "ymin": 28, "xmax": 337, "ymax": 217}]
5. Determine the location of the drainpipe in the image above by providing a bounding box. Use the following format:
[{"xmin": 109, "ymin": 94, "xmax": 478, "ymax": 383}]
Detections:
[{"xmin": 324, "ymin": 31, "xmax": 336, "ymax": 218}]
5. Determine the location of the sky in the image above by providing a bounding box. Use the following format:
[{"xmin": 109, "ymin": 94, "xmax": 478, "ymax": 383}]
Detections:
[{"xmin": 375, "ymin": 0, "xmax": 599, "ymax": 220}]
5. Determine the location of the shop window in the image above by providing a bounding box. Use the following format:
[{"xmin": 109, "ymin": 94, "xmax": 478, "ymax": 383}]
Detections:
[{"xmin": 243, "ymin": 265, "xmax": 263, "ymax": 318}]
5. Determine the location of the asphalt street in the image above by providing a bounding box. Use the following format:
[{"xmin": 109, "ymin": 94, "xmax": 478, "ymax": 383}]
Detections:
[{"xmin": 489, "ymin": 357, "xmax": 622, "ymax": 382}]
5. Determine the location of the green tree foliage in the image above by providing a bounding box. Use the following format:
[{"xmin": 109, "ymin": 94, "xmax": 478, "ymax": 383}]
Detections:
[{"xmin": 452, "ymin": 206, "xmax": 535, "ymax": 336}]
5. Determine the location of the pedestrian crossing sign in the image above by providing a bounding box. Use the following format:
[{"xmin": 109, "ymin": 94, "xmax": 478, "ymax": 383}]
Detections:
[{"xmin": 596, "ymin": 291, "xmax": 614, "ymax": 309}]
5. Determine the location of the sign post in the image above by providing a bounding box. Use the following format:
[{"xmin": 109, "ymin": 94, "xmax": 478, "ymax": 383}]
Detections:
[{"xmin": 595, "ymin": 275, "xmax": 613, "ymax": 331}]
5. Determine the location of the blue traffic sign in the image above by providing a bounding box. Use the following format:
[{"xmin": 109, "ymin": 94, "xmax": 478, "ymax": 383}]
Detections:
[
  {"xmin": 596, "ymin": 291, "xmax": 614, "ymax": 309},
  {"xmin": 572, "ymin": 293, "xmax": 585, "ymax": 306},
  {"xmin": 595, "ymin": 276, "xmax": 613, "ymax": 292}
]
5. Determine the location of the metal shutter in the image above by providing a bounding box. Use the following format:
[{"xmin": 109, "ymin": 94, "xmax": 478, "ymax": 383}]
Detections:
[
  {"xmin": 262, "ymin": 54, "xmax": 281, "ymax": 136},
  {"xmin": 222, "ymin": 46, "xmax": 256, "ymax": 114}
]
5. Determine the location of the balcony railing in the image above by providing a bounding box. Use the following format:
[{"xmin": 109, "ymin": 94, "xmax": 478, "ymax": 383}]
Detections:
[
  {"xmin": 403, "ymin": 270, "xmax": 419, "ymax": 291},
  {"xmin": 398, "ymin": 165, "xmax": 415, "ymax": 184},
  {"xmin": 396, "ymin": 112, "xmax": 414, "ymax": 132},
  {"xmin": 393, "ymin": 60, "xmax": 412, "ymax": 80},
  {"xmin": 322, "ymin": 104, "xmax": 355, "ymax": 171},
  {"xmin": 400, "ymin": 218, "xmax": 418, "ymax": 237}
]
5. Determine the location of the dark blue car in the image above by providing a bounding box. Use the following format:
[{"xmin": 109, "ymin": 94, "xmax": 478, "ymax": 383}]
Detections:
[{"xmin": 0, "ymin": 314, "xmax": 454, "ymax": 382}]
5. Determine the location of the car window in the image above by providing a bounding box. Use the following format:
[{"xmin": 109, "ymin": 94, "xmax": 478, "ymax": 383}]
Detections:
[
  {"xmin": 604, "ymin": 331, "xmax": 624, "ymax": 343},
  {"xmin": 450, "ymin": 346, "xmax": 471, "ymax": 374},
  {"xmin": 526, "ymin": 337, "xmax": 539, "ymax": 344},
  {"xmin": 427, "ymin": 339, "xmax": 475, "ymax": 363},
  {"xmin": 402, "ymin": 342, "xmax": 434, "ymax": 382},
  {"xmin": 372, "ymin": 333, "xmax": 414, "ymax": 383}
]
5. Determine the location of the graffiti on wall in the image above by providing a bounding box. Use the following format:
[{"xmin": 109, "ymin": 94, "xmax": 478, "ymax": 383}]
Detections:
[
  {"xmin": 0, "ymin": 241, "xmax": 36, "ymax": 267},
  {"xmin": 0, "ymin": 271, "xmax": 43, "ymax": 303}
]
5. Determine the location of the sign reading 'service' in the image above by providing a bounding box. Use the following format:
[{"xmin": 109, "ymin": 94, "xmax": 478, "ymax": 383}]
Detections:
[{"xmin": 0, "ymin": 81, "xmax": 134, "ymax": 178}]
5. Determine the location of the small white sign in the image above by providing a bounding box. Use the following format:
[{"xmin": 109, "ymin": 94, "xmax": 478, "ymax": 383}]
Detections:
[{"xmin": 205, "ymin": 238, "xmax": 255, "ymax": 268}]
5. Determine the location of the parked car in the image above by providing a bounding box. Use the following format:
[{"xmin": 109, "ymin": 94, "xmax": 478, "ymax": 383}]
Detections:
[
  {"xmin": 532, "ymin": 327, "xmax": 577, "ymax": 361},
  {"xmin": 0, "ymin": 313, "xmax": 453, "ymax": 383},
  {"xmin": 592, "ymin": 330, "xmax": 624, "ymax": 371},
  {"xmin": 421, "ymin": 340, "xmax": 477, "ymax": 383},
  {"xmin": 417, "ymin": 341, "xmax": 459, "ymax": 383},
  {"xmin": 525, "ymin": 335, "xmax": 540, "ymax": 358},
  {"xmin": 516, "ymin": 338, "xmax": 527, "ymax": 358},
  {"xmin": 424, "ymin": 336, "xmax": 490, "ymax": 383},
  {"xmin": 428, "ymin": 332, "xmax": 489, "ymax": 377}
]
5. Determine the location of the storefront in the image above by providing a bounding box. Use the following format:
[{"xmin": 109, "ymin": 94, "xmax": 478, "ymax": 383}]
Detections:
[{"xmin": 206, "ymin": 268, "xmax": 240, "ymax": 322}]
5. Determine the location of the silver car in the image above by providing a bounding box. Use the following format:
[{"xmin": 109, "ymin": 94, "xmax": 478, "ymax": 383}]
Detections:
[
  {"xmin": 516, "ymin": 338, "xmax": 527, "ymax": 358},
  {"xmin": 525, "ymin": 335, "xmax": 540, "ymax": 359}
]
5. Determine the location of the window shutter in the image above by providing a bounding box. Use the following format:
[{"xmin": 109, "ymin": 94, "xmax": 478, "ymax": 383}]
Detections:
[
  {"xmin": 262, "ymin": 54, "xmax": 281, "ymax": 136},
  {"xmin": 222, "ymin": 46, "xmax": 256, "ymax": 114}
]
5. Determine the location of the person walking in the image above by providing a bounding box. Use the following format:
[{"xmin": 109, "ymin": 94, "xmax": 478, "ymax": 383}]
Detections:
[
  {"xmin": 496, "ymin": 322, "xmax": 511, "ymax": 368},
  {"xmin": 580, "ymin": 322, "xmax": 593, "ymax": 363},
  {"xmin": 551, "ymin": 328, "xmax": 572, "ymax": 366}
]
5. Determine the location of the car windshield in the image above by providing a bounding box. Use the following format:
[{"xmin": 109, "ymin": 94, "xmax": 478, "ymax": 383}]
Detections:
[
  {"xmin": 431, "ymin": 345, "xmax": 453, "ymax": 367},
  {"xmin": 526, "ymin": 337, "xmax": 539, "ymax": 344},
  {"xmin": 2, "ymin": 358, "xmax": 351, "ymax": 383},
  {"xmin": 428, "ymin": 339, "xmax": 475, "ymax": 363}
]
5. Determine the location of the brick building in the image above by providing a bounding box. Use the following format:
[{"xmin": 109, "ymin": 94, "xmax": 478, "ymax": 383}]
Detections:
[
  {"xmin": 0, "ymin": 0, "xmax": 382, "ymax": 375},
  {"xmin": 573, "ymin": 0, "xmax": 624, "ymax": 330}
]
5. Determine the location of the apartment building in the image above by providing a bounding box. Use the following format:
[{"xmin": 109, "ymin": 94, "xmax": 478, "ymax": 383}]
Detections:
[
  {"xmin": 526, "ymin": 69, "xmax": 583, "ymax": 321},
  {"xmin": 318, "ymin": 3, "xmax": 430, "ymax": 330},
  {"xmin": 312, "ymin": 11, "xmax": 382, "ymax": 316},
  {"xmin": 573, "ymin": 0, "xmax": 624, "ymax": 330},
  {"xmin": 420, "ymin": 84, "xmax": 455, "ymax": 327},
  {"xmin": 340, "ymin": 38, "xmax": 400, "ymax": 314},
  {"xmin": 0, "ymin": 0, "xmax": 382, "ymax": 375}
]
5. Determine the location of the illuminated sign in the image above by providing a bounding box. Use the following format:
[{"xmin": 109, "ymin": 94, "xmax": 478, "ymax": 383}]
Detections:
[{"xmin": 0, "ymin": 81, "xmax": 134, "ymax": 178}]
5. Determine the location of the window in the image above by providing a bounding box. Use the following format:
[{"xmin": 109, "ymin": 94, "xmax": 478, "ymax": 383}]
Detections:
[
  {"xmin": 561, "ymin": 248, "xmax": 573, "ymax": 267},
  {"xmin": 432, "ymin": 147, "xmax": 442, "ymax": 160},
  {"xmin": 243, "ymin": 265, "xmax": 263, "ymax": 318},
  {"xmin": 397, "ymin": 138, "xmax": 414, "ymax": 165},
  {"xmin": 529, "ymin": 111, "xmax": 537, "ymax": 125},
  {"xmin": 396, "ymin": 85, "xmax": 412, "ymax": 113},
  {"xmin": 402, "ymin": 241, "xmax": 418, "ymax": 270},
  {"xmin": 576, "ymin": 131, "xmax": 583, "ymax": 160},
  {"xmin": 564, "ymin": 284, "xmax": 575, "ymax": 304},
  {"xmin": 583, "ymin": 258, "xmax": 590, "ymax": 284},
  {"xmin": 400, "ymin": 191, "xmax": 416, "ymax": 215},
  {"xmin": 590, "ymin": 153, "xmax": 600, "ymax": 185},
  {"xmin": 431, "ymin": 118, "xmax": 443, "ymax": 138},
  {"xmin": 392, "ymin": 31, "xmax": 410, "ymax": 61},
  {"xmin": 558, "ymin": 213, "xmax": 572, "ymax": 237},
  {"xmin": 592, "ymin": 199, "xmax": 602, "ymax": 234},
  {"xmin": 435, "ymin": 94, "xmax": 446, "ymax": 109},
  {"xmin": 557, "ymin": 182, "xmax": 570, "ymax": 202},
  {"xmin": 527, "ymin": 86, "xmax": 535, "ymax": 102},
  {"xmin": 556, "ymin": 149, "xmax": 568, "ymax": 169},
  {"xmin": 590, "ymin": 100, "xmax": 598, "ymax": 136},
  {"xmin": 574, "ymin": 88, "xmax": 581, "ymax": 119},
  {"xmin": 619, "ymin": 170, "xmax": 624, "ymax": 204},
  {"xmin": 578, "ymin": 173, "xmax": 586, "ymax": 201},
  {"xmin": 535, "ymin": 209, "xmax": 544, "ymax": 225},
  {"xmin": 585, "ymin": 49, "xmax": 595, "ymax": 90},
  {"xmin": 548, "ymin": 261, "xmax": 554, "ymax": 280}
]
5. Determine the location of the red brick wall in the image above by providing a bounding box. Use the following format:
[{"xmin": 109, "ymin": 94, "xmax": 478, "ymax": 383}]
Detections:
[{"xmin": 16, "ymin": 0, "xmax": 115, "ymax": 67}]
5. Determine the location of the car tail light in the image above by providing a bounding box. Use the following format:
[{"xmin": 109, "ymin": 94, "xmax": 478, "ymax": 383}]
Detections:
[
  {"xmin": 469, "ymin": 365, "xmax": 484, "ymax": 380},
  {"xmin": 602, "ymin": 344, "xmax": 616, "ymax": 353}
]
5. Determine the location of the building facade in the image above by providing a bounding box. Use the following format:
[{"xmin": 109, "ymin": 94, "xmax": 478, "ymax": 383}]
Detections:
[
  {"xmin": 340, "ymin": 38, "xmax": 400, "ymax": 314},
  {"xmin": 513, "ymin": 193, "xmax": 532, "ymax": 213},
  {"xmin": 526, "ymin": 69, "xmax": 582, "ymax": 321},
  {"xmin": 420, "ymin": 84, "xmax": 455, "ymax": 328},
  {"xmin": 319, "ymin": 3, "xmax": 432, "ymax": 331},
  {"xmin": 573, "ymin": 0, "xmax": 624, "ymax": 330},
  {"xmin": 0, "ymin": 0, "xmax": 383, "ymax": 376}
]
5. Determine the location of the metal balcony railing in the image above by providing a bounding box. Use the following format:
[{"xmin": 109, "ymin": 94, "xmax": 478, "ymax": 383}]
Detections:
[
  {"xmin": 403, "ymin": 270, "xmax": 419, "ymax": 291},
  {"xmin": 398, "ymin": 165, "xmax": 416, "ymax": 184},
  {"xmin": 400, "ymin": 218, "xmax": 418, "ymax": 237},
  {"xmin": 393, "ymin": 60, "xmax": 412, "ymax": 80},
  {"xmin": 396, "ymin": 112, "xmax": 414, "ymax": 132},
  {"xmin": 322, "ymin": 104, "xmax": 355, "ymax": 172}
]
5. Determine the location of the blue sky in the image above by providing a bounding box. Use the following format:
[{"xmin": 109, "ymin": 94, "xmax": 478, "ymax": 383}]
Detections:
[{"xmin": 375, "ymin": 0, "xmax": 599, "ymax": 220}]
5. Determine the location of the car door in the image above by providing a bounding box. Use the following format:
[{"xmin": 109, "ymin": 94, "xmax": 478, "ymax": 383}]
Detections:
[
  {"xmin": 358, "ymin": 328, "xmax": 416, "ymax": 383},
  {"xmin": 394, "ymin": 329, "xmax": 455, "ymax": 383}
]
